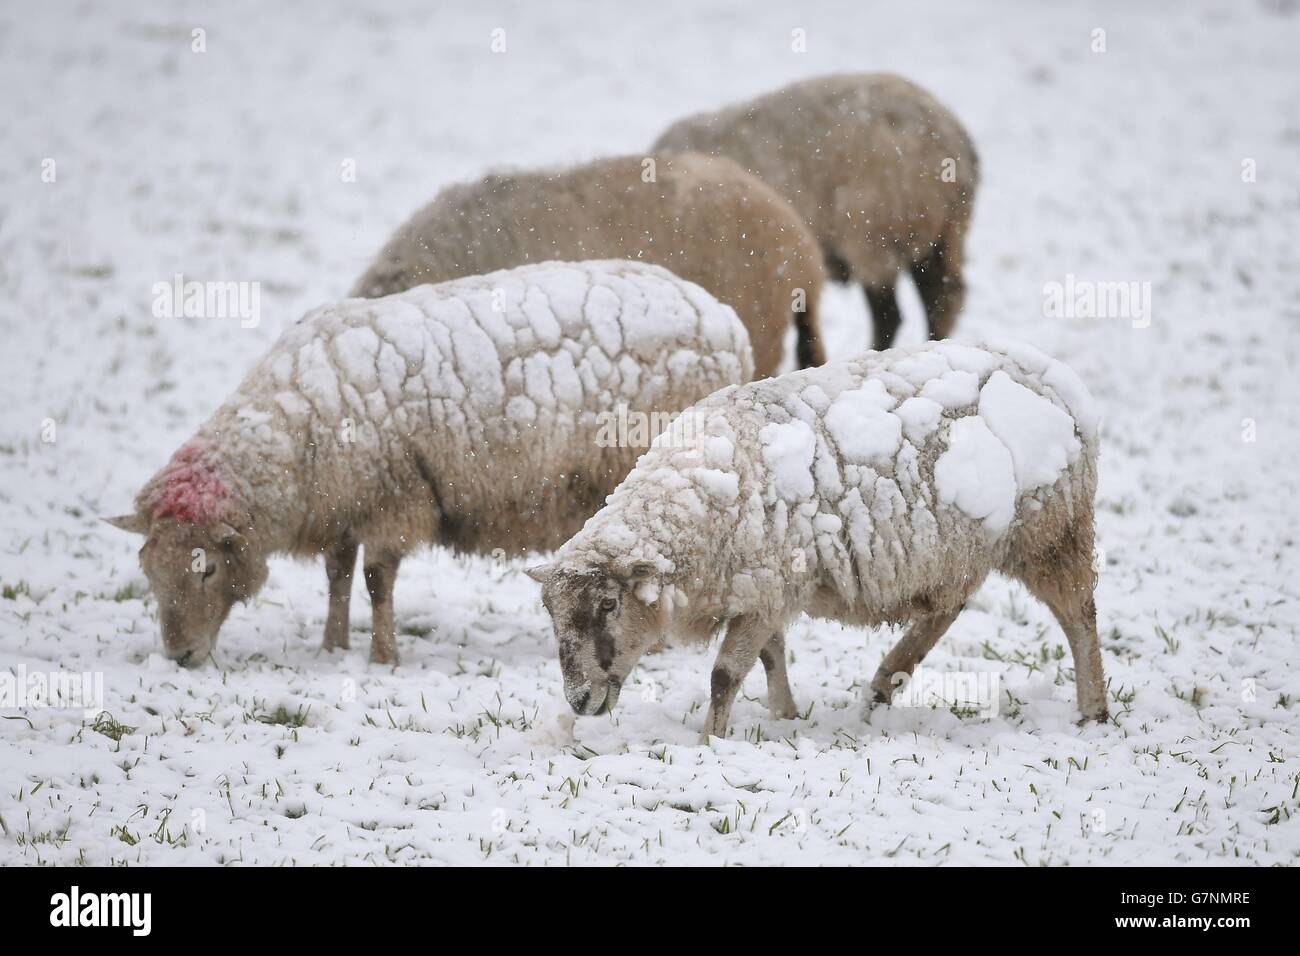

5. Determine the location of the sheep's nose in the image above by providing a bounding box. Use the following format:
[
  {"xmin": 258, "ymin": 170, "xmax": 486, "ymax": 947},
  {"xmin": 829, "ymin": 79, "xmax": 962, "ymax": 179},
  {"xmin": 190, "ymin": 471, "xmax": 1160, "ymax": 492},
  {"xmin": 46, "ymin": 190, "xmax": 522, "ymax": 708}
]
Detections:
[
  {"xmin": 172, "ymin": 649, "xmax": 204, "ymax": 668},
  {"xmin": 566, "ymin": 682, "xmax": 597, "ymax": 714}
]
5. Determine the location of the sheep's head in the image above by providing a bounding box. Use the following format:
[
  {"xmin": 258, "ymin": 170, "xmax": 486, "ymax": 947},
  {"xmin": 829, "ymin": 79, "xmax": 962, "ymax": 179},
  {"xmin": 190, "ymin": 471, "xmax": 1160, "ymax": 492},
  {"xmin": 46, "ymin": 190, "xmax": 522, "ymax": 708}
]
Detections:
[
  {"xmin": 527, "ymin": 560, "xmax": 668, "ymax": 716},
  {"xmin": 103, "ymin": 512, "xmax": 268, "ymax": 666}
]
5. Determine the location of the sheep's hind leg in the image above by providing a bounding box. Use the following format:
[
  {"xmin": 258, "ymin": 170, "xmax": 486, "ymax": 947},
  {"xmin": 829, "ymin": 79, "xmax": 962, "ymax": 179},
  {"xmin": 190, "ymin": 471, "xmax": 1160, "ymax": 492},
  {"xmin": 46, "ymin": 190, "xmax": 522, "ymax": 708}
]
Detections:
[
  {"xmin": 910, "ymin": 234, "xmax": 966, "ymax": 341},
  {"xmin": 759, "ymin": 632, "xmax": 798, "ymax": 720},
  {"xmin": 864, "ymin": 284, "xmax": 903, "ymax": 351},
  {"xmin": 321, "ymin": 536, "xmax": 358, "ymax": 652},
  {"xmin": 825, "ymin": 251, "xmax": 854, "ymax": 284},
  {"xmin": 870, "ymin": 606, "xmax": 963, "ymax": 704},
  {"xmin": 701, "ymin": 615, "xmax": 771, "ymax": 741},
  {"xmin": 1018, "ymin": 563, "xmax": 1108, "ymax": 722},
  {"xmin": 363, "ymin": 550, "xmax": 403, "ymax": 666},
  {"xmin": 793, "ymin": 302, "xmax": 826, "ymax": 369}
]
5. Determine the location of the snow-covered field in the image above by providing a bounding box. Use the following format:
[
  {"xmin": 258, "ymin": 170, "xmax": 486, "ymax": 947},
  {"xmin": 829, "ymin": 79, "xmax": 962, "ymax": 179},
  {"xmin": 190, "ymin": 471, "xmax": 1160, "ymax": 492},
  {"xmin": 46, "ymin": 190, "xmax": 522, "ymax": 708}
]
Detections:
[{"xmin": 2, "ymin": 0, "xmax": 1299, "ymax": 865}]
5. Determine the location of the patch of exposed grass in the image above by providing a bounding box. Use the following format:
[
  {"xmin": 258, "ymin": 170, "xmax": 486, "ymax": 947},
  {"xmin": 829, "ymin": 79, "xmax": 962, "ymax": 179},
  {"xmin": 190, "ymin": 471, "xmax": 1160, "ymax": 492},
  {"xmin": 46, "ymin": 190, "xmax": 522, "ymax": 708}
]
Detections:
[
  {"xmin": 111, "ymin": 581, "xmax": 148, "ymax": 602},
  {"xmin": 91, "ymin": 712, "xmax": 135, "ymax": 741},
  {"xmin": 252, "ymin": 703, "xmax": 310, "ymax": 728}
]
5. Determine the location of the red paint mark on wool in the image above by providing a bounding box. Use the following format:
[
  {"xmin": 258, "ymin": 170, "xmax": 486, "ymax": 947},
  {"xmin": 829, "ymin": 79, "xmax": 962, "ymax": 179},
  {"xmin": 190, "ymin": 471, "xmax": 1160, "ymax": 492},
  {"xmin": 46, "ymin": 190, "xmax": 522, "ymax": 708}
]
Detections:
[{"xmin": 147, "ymin": 442, "xmax": 233, "ymax": 525}]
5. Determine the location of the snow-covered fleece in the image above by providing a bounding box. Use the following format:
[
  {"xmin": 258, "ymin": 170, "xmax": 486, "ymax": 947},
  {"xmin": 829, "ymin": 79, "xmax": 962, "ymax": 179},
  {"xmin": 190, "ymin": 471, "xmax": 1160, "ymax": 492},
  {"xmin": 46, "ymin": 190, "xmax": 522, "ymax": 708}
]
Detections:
[
  {"xmin": 111, "ymin": 260, "xmax": 753, "ymax": 664},
  {"xmin": 539, "ymin": 339, "xmax": 1106, "ymax": 733}
]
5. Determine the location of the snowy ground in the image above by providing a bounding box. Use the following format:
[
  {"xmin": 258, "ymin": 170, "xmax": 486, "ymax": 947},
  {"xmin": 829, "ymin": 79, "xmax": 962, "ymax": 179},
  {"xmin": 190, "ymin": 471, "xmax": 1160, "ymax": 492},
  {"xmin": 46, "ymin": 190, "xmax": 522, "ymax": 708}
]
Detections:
[{"xmin": 2, "ymin": 1, "xmax": 1299, "ymax": 865}]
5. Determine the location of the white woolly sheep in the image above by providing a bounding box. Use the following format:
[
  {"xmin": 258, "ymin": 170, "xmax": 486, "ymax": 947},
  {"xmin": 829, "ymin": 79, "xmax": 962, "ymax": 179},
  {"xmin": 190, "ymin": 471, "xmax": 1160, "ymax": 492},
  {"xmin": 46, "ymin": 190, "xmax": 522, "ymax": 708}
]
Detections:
[
  {"xmin": 106, "ymin": 260, "xmax": 753, "ymax": 666},
  {"xmin": 352, "ymin": 152, "xmax": 827, "ymax": 377},
  {"xmin": 655, "ymin": 73, "xmax": 979, "ymax": 350},
  {"xmin": 529, "ymin": 339, "xmax": 1106, "ymax": 739}
]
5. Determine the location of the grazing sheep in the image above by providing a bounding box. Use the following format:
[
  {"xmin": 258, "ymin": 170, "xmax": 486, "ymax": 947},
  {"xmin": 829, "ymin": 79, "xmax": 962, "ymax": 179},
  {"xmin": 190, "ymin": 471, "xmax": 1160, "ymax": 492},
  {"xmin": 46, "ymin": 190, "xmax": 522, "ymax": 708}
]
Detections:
[
  {"xmin": 352, "ymin": 152, "xmax": 827, "ymax": 377},
  {"xmin": 654, "ymin": 73, "xmax": 979, "ymax": 350},
  {"xmin": 528, "ymin": 340, "xmax": 1105, "ymax": 739},
  {"xmin": 105, "ymin": 260, "xmax": 753, "ymax": 667}
]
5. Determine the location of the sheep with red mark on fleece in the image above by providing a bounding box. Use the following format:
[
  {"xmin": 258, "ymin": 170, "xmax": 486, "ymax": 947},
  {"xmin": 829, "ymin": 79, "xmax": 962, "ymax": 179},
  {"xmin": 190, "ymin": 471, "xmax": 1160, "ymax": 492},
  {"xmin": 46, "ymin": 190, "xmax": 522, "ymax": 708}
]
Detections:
[{"xmin": 106, "ymin": 260, "xmax": 753, "ymax": 666}]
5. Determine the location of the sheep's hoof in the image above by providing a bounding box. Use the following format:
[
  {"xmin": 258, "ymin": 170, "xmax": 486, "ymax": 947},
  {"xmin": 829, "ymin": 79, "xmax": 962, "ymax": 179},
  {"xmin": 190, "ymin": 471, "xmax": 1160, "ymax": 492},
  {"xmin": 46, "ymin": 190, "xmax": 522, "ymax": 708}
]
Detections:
[
  {"xmin": 321, "ymin": 633, "xmax": 350, "ymax": 653},
  {"xmin": 698, "ymin": 722, "xmax": 730, "ymax": 745},
  {"xmin": 1078, "ymin": 707, "xmax": 1109, "ymax": 725},
  {"xmin": 868, "ymin": 671, "xmax": 899, "ymax": 705},
  {"xmin": 369, "ymin": 645, "xmax": 399, "ymax": 666},
  {"xmin": 769, "ymin": 701, "xmax": 798, "ymax": 720}
]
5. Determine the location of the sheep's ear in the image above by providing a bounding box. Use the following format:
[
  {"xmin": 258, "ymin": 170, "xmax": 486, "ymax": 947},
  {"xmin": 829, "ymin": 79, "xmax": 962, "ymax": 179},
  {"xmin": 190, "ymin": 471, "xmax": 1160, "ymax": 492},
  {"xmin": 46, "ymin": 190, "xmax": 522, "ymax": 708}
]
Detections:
[
  {"xmin": 524, "ymin": 563, "xmax": 555, "ymax": 584},
  {"xmin": 103, "ymin": 513, "xmax": 149, "ymax": 535}
]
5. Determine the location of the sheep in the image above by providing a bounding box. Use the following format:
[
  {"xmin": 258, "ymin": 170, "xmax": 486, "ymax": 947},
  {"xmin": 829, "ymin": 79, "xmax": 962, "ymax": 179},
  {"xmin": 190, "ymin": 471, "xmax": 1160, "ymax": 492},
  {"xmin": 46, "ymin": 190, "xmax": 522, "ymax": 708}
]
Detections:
[
  {"xmin": 654, "ymin": 73, "xmax": 979, "ymax": 351},
  {"xmin": 528, "ymin": 339, "xmax": 1106, "ymax": 739},
  {"xmin": 352, "ymin": 152, "xmax": 827, "ymax": 378},
  {"xmin": 104, "ymin": 260, "xmax": 753, "ymax": 667}
]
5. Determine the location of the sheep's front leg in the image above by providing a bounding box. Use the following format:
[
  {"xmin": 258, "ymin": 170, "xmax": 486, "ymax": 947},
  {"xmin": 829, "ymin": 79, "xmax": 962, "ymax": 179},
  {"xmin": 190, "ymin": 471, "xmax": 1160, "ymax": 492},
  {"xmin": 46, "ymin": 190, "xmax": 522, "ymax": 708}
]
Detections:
[
  {"xmin": 870, "ymin": 606, "xmax": 962, "ymax": 704},
  {"xmin": 363, "ymin": 550, "xmax": 403, "ymax": 666},
  {"xmin": 759, "ymin": 632, "xmax": 798, "ymax": 720},
  {"xmin": 322, "ymin": 536, "xmax": 358, "ymax": 652},
  {"xmin": 701, "ymin": 615, "xmax": 771, "ymax": 741}
]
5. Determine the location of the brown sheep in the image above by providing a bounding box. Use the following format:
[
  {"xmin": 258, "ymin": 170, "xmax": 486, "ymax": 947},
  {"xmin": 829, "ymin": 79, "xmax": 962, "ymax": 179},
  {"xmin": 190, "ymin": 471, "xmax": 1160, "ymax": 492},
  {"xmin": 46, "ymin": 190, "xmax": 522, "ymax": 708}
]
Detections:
[
  {"xmin": 352, "ymin": 153, "xmax": 827, "ymax": 377},
  {"xmin": 655, "ymin": 73, "xmax": 979, "ymax": 350}
]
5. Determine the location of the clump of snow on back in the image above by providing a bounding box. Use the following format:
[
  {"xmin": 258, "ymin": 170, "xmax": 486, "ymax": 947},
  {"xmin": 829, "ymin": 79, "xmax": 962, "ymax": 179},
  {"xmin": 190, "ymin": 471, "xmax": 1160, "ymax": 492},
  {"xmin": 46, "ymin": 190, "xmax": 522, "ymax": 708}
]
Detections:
[
  {"xmin": 978, "ymin": 370, "xmax": 1081, "ymax": 492},
  {"xmin": 933, "ymin": 416, "xmax": 1018, "ymax": 534},
  {"xmin": 759, "ymin": 420, "xmax": 818, "ymax": 501}
]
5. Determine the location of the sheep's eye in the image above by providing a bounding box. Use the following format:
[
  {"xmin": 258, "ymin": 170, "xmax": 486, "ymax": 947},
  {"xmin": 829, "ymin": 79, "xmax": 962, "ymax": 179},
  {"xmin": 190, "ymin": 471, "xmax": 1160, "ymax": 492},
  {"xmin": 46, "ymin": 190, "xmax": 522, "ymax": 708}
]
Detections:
[
  {"xmin": 600, "ymin": 597, "xmax": 617, "ymax": 613},
  {"xmin": 202, "ymin": 563, "xmax": 218, "ymax": 580}
]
